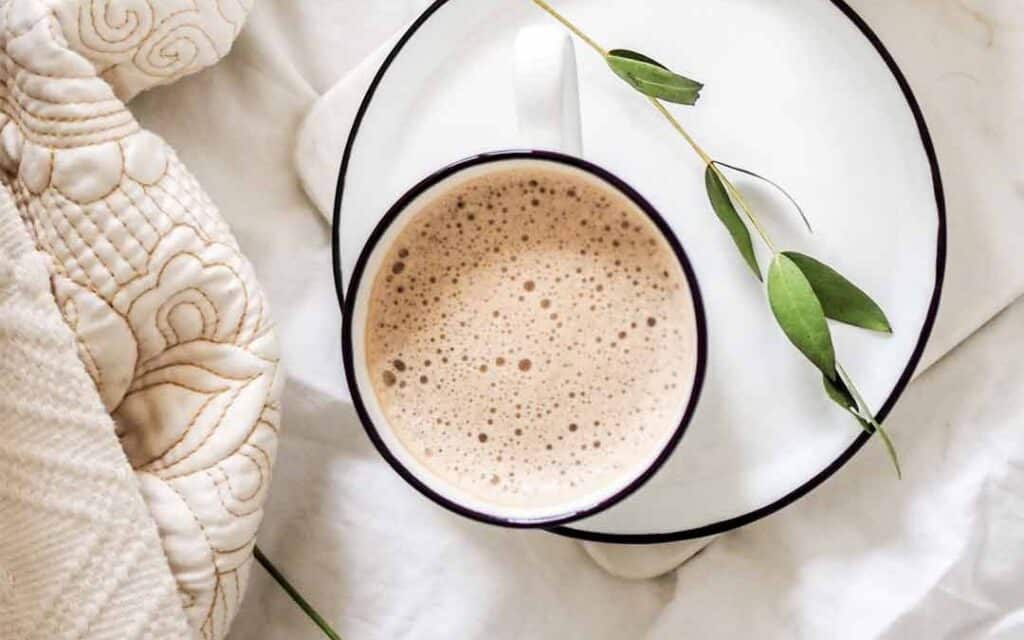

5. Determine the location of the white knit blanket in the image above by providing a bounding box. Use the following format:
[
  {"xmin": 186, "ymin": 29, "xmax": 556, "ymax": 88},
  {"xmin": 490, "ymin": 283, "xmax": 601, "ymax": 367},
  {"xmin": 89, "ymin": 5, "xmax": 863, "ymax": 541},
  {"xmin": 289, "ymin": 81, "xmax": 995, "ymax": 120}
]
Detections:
[{"xmin": 0, "ymin": 1, "xmax": 280, "ymax": 638}]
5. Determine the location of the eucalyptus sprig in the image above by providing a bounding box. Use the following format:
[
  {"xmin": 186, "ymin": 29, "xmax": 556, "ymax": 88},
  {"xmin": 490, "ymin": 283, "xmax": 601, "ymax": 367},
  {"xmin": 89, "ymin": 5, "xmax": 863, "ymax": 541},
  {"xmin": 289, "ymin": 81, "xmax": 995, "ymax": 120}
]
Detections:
[
  {"xmin": 255, "ymin": 546, "xmax": 343, "ymax": 639},
  {"xmin": 531, "ymin": 0, "xmax": 901, "ymax": 476}
]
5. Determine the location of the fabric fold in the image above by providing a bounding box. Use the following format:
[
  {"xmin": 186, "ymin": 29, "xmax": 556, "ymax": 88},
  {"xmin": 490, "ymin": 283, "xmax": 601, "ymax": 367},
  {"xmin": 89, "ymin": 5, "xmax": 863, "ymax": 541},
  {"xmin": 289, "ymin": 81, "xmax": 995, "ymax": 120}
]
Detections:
[
  {"xmin": 0, "ymin": 185, "xmax": 195, "ymax": 640},
  {"xmin": 0, "ymin": 1, "xmax": 281, "ymax": 637}
]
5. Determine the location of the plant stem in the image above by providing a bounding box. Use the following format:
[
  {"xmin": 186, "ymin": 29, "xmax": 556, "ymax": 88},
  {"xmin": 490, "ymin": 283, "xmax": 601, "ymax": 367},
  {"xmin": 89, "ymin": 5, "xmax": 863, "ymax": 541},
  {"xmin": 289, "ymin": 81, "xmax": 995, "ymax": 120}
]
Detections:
[
  {"xmin": 530, "ymin": 0, "xmax": 608, "ymax": 56},
  {"xmin": 254, "ymin": 546, "xmax": 342, "ymax": 640},
  {"xmin": 713, "ymin": 161, "xmax": 813, "ymax": 233},
  {"xmin": 645, "ymin": 98, "xmax": 778, "ymax": 253},
  {"xmin": 531, "ymin": 0, "xmax": 898, "ymax": 475},
  {"xmin": 530, "ymin": 1, "xmax": 776, "ymax": 253}
]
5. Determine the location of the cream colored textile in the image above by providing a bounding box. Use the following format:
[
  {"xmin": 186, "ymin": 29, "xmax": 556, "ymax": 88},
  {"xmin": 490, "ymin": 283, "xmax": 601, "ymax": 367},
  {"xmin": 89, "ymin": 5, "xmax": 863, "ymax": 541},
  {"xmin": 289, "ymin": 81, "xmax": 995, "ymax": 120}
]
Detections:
[
  {"xmin": 44, "ymin": 0, "xmax": 255, "ymax": 102},
  {"xmin": 0, "ymin": 0, "xmax": 280, "ymax": 638},
  {"xmin": 0, "ymin": 188, "xmax": 194, "ymax": 639}
]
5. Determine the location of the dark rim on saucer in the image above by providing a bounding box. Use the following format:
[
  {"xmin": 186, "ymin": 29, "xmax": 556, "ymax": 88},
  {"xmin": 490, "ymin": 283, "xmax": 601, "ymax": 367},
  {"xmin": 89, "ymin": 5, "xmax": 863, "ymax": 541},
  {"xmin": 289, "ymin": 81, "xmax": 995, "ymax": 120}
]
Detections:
[
  {"xmin": 332, "ymin": 0, "xmax": 946, "ymax": 541},
  {"xmin": 341, "ymin": 151, "xmax": 709, "ymax": 528}
]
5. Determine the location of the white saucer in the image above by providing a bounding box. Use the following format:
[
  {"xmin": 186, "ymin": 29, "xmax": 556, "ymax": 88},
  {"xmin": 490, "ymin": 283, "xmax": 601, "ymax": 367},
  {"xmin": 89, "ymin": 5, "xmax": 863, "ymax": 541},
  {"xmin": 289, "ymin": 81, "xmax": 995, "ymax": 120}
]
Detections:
[{"xmin": 332, "ymin": 0, "xmax": 945, "ymax": 541}]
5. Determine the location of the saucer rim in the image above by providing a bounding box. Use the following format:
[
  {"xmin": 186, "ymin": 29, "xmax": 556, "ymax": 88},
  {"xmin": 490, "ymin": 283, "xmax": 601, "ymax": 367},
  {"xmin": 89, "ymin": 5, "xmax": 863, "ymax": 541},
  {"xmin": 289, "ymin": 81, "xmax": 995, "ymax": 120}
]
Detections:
[{"xmin": 331, "ymin": 0, "xmax": 947, "ymax": 543}]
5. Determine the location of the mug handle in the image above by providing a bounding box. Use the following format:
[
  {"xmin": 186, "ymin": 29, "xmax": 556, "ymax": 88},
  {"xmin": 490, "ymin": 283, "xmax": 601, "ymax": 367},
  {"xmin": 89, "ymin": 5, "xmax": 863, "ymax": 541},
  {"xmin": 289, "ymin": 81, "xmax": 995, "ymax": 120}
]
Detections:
[{"xmin": 515, "ymin": 25, "xmax": 584, "ymax": 156}]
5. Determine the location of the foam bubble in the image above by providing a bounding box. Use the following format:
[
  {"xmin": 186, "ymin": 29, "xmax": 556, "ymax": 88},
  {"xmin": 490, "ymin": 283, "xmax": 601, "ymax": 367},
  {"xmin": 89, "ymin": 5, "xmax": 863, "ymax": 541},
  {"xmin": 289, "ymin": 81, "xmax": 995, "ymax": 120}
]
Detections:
[{"xmin": 365, "ymin": 165, "xmax": 695, "ymax": 508}]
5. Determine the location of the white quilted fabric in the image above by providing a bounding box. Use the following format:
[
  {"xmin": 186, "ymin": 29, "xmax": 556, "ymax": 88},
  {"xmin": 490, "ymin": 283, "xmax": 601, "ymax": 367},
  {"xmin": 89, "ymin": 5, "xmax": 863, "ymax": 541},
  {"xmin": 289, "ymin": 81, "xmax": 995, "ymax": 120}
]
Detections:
[
  {"xmin": 0, "ymin": 0, "xmax": 281, "ymax": 638},
  {"xmin": 45, "ymin": 0, "xmax": 255, "ymax": 102}
]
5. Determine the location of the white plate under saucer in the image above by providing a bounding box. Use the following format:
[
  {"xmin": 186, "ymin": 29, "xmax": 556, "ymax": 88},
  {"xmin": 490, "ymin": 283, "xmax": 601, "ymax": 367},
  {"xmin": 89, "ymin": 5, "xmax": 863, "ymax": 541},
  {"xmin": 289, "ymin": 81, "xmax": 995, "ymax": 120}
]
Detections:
[{"xmin": 332, "ymin": 0, "xmax": 945, "ymax": 542}]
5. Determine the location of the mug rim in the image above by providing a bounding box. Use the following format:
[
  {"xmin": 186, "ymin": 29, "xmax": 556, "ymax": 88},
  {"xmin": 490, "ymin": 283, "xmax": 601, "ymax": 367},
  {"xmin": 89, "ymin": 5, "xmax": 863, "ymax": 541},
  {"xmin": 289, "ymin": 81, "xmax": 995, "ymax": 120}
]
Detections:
[{"xmin": 341, "ymin": 150, "xmax": 709, "ymax": 528}]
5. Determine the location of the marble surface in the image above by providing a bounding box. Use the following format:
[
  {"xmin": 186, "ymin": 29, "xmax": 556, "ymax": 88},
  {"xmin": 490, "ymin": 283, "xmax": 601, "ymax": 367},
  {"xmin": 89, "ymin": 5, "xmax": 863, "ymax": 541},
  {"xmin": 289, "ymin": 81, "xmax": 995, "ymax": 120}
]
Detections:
[
  {"xmin": 125, "ymin": 0, "xmax": 1024, "ymax": 637},
  {"xmin": 852, "ymin": 0, "xmax": 1024, "ymax": 368}
]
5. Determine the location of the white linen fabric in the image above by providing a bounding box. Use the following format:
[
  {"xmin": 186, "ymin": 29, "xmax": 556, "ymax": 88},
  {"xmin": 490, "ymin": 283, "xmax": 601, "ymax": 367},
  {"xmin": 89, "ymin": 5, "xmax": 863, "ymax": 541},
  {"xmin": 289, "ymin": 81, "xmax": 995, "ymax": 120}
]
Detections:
[
  {"xmin": 108, "ymin": 0, "xmax": 1023, "ymax": 638},
  {"xmin": 0, "ymin": 0, "xmax": 282, "ymax": 638}
]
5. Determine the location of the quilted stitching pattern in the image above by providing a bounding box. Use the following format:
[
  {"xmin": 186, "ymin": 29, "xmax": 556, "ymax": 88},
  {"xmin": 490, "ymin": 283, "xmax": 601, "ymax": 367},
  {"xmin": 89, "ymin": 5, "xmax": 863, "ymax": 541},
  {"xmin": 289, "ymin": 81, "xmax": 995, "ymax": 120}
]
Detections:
[
  {"xmin": 0, "ymin": 188, "xmax": 195, "ymax": 640},
  {"xmin": 45, "ymin": 0, "xmax": 255, "ymax": 102},
  {"xmin": 0, "ymin": 1, "xmax": 279, "ymax": 638}
]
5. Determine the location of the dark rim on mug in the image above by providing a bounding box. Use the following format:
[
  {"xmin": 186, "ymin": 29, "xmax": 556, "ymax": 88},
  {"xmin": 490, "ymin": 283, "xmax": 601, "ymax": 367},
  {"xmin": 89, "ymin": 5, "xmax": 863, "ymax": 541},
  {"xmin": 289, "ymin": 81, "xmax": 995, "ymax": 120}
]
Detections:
[{"xmin": 341, "ymin": 150, "xmax": 709, "ymax": 528}]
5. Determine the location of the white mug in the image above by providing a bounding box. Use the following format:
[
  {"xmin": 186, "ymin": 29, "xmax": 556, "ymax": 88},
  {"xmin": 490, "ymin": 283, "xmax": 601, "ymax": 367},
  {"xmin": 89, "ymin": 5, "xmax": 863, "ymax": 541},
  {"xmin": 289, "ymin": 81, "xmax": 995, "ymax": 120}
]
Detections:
[{"xmin": 341, "ymin": 150, "xmax": 708, "ymax": 527}]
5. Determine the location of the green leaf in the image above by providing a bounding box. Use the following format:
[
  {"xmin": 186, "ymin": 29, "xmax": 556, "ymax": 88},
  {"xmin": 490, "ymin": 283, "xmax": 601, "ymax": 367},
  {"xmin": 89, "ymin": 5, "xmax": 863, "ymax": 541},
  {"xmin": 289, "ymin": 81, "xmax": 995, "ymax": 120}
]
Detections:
[
  {"xmin": 607, "ymin": 49, "xmax": 674, "ymax": 71},
  {"xmin": 823, "ymin": 374, "xmax": 856, "ymax": 411},
  {"xmin": 705, "ymin": 166, "xmax": 761, "ymax": 280},
  {"xmin": 824, "ymin": 370, "xmax": 903, "ymax": 479},
  {"xmin": 870, "ymin": 418, "xmax": 903, "ymax": 480},
  {"xmin": 844, "ymin": 411, "xmax": 903, "ymax": 480},
  {"xmin": 767, "ymin": 253, "xmax": 836, "ymax": 379},
  {"xmin": 606, "ymin": 49, "xmax": 703, "ymax": 105},
  {"xmin": 712, "ymin": 161, "xmax": 813, "ymax": 233},
  {"xmin": 783, "ymin": 252, "xmax": 892, "ymax": 333}
]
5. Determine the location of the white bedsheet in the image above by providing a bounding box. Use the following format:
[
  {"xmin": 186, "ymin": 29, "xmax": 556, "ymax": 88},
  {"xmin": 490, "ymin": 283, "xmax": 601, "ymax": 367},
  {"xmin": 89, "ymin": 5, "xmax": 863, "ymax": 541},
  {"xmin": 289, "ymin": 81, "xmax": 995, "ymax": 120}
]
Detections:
[{"xmin": 128, "ymin": 1, "xmax": 1024, "ymax": 637}]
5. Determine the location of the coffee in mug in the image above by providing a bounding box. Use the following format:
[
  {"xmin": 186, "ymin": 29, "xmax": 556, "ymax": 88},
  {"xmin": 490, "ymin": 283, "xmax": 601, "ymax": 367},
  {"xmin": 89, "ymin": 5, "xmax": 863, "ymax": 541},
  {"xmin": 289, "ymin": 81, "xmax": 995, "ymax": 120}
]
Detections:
[{"xmin": 344, "ymin": 152, "xmax": 705, "ymax": 526}]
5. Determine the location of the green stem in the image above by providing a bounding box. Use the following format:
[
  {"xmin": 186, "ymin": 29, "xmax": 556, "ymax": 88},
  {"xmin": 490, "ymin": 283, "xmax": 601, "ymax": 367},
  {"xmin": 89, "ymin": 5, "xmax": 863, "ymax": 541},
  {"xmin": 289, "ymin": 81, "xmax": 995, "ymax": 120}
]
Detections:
[{"xmin": 254, "ymin": 546, "xmax": 342, "ymax": 640}]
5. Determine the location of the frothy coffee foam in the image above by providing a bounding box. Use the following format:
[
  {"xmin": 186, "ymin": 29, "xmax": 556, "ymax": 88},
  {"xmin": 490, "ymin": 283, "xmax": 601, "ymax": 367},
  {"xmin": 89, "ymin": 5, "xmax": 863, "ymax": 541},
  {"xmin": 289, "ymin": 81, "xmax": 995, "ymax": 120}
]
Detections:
[{"xmin": 365, "ymin": 163, "xmax": 696, "ymax": 509}]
